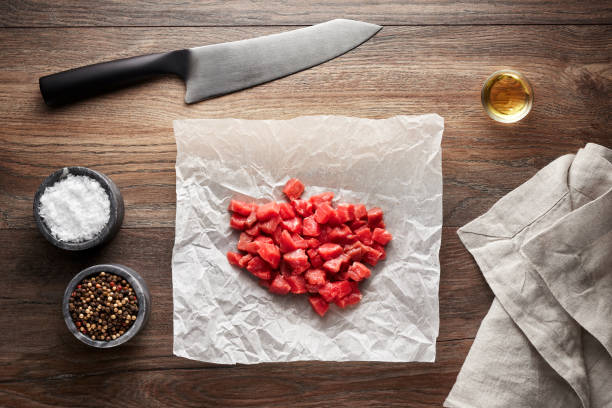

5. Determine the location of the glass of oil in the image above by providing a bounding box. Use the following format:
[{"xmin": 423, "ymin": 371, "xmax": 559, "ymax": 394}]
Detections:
[{"xmin": 481, "ymin": 69, "xmax": 533, "ymax": 123}]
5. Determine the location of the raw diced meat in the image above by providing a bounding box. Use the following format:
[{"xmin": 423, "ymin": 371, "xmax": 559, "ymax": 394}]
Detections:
[
  {"xmin": 291, "ymin": 232, "xmax": 309, "ymax": 249},
  {"xmin": 306, "ymin": 249, "xmax": 324, "ymax": 268},
  {"xmin": 354, "ymin": 226, "xmax": 373, "ymax": 245},
  {"xmin": 259, "ymin": 216, "xmax": 281, "ymax": 235},
  {"xmin": 305, "ymin": 268, "xmax": 327, "ymax": 286},
  {"xmin": 309, "ymin": 296, "xmax": 329, "ymax": 317},
  {"xmin": 319, "ymin": 281, "xmax": 351, "ymax": 303},
  {"xmin": 246, "ymin": 256, "xmax": 272, "ymax": 280},
  {"xmin": 322, "ymin": 255, "xmax": 348, "ymax": 274},
  {"xmin": 237, "ymin": 233, "xmax": 253, "ymax": 251},
  {"xmin": 363, "ymin": 246, "xmax": 384, "ymax": 266},
  {"xmin": 227, "ymin": 179, "xmax": 392, "ymax": 317},
  {"xmin": 278, "ymin": 202, "xmax": 296, "ymax": 220},
  {"xmin": 306, "ymin": 238, "xmax": 320, "ymax": 248},
  {"xmin": 256, "ymin": 201, "xmax": 280, "ymax": 221},
  {"xmin": 238, "ymin": 253, "xmax": 254, "ymax": 268},
  {"xmin": 281, "ymin": 217, "xmax": 302, "ymax": 234},
  {"xmin": 269, "ymin": 274, "xmax": 292, "ymax": 295},
  {"xmin": 228, "ymin": 200, "xmax": 255, "ymax": 216},
  {"xmin": 347, "ymin": 262, "xmax": 371, "ymax": 281},
  {"xmin": 314, "ymin": 202, "xmax": 334, "ymax": 224},
  {"xmin": 336, "ymin": 203, "xmax": 355, "ymax": 223},
  {"xmin": 230, "ymin": 214, "xmax": 247, "ymax": 230},
  {"xmin": 227, "ymin": 252, "xmax": 242, "ymax": 266},
  {"xmin": 317, "ymin": 243, "xmax": 343, "ymax": 260},
  {"xmin": 336, "ymin": 292, "xmax": 362, "ymax": 308},
  {"xmin": 367, "ymin": 207, "xmax": 383, "ymax": 227},
  {"xmin": 302, "ymin": 215, "xmax": 321, "ymax": 236},
  {"xmin": 292, "ymin": 199, "xmax": 314, "ymax": 217},
  {"xmin": 245, "ymin": 223, "xmax": 260, "ymax": 236},
  {"xmin": 279, "ymin": 230, "xmax": 298, "ymax": 253},
  {"xmin": 372, "ymin": 228, "xmax": 393, "ymax": 245},
  {"xmin": 328, "ymin": 225, "xmax": 351, "ymax": 242},
  {"xmin": 283, "ymin": 249, "xmax": 310, "ymax": 273},
  {"xmin": 309, "ymin": 192, "xmax": 334, "ymax": 208},
  {"xmin": 285, "ymin": 275, "xmax": 307, "ymax": 294},
  {"xmin": 257, "ymin": 243, "xmax": 281, "ymax": 269},
  {"xmin": 283, "ymin": 178, "xmax": 305, "ymax": 200}
]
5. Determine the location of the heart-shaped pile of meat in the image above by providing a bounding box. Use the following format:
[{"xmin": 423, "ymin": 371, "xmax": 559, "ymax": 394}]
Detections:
[{"xmin": 226, "ymin": 178, "xmax": 392, "ymax": 317}]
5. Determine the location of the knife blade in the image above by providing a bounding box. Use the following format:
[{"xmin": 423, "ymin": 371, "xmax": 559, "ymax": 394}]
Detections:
[{"xmin": 39, "ymin": 19, "xmax": 381, "ymax": 107}]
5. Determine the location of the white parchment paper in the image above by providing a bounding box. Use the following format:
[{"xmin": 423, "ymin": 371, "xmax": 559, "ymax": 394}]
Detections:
[{"xmin": 172, "ymin": 115, "xmax": 443, "ymax": 364}]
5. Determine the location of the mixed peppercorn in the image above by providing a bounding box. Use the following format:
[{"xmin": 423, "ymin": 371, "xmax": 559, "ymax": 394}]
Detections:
[{"xmin": 68, "ymin": 272, "xmax": 139, "ymax": 341}]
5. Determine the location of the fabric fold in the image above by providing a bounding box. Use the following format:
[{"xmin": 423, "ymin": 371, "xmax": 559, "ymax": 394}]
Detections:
[{"xmin": 445, "ymin": 143, "xmax": 612, "ymax": 408}]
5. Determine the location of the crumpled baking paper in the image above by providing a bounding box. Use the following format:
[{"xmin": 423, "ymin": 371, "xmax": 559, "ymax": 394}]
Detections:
[{"xmin": 172, "ymin": 115, "xmax": 444, "ymax": 364}]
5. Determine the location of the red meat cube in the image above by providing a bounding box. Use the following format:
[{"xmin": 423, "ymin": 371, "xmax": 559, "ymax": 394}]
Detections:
[
  {"xmin": 230, "ymin": 214, "xmax": 247, "ymax": 230},
  {"xmin": 281, "ymin": 217, "xmax": 302, "ymax": 234},
  {"xmin": 254, "ymin": 236, "xmax": 274, "ymax": 245},
  {"xmin": 336, "ymin": 203, "xmax": 355, "ymax": 223},
  {"xmin": 309, "ymin": 192, "xmax": 334, "ymax": 208},
  {"xmin": 283, "ymin": 249, "xmax": 310, "ymax": 274},
  {"xmin": 272, "ymin": 225, "xmax": 283, "ymax": 246},
  {"xmin": 345, "ymin": 241, "xmax": 367, "ymax": 261},
  {"xmin": 285, "ymin": 275, "xmax": 307, "ymax": 294},
  {"xmin": 372, "ymin": 243, "xmax": 387, "ymax": 260},
  {"xmin": 354, "ymin": 226, "xmax": 373, "ymax": 245},
  {"xmin": 246, "ymin": 256, "xmax": 272, "ymax": 280},
  {"xmin": 302, "ymin": 215, "xmax": 321, "ymax": 237},
  {"xmin": 306, "ymin": 283, "xmax": 323, "ymax": 293},
  {"xmin": 245, "ymin": 223, "xmax": 260, "ymax": 236},
  {"xmin": 317, "ymin": 243, "xmax": 343, "ymax": 260},
  {"xmin": 314, "ymin": 202, "xmax": 334, "ymax": 224},
  {"xmin": 257, "ymin": 243, "xmax": 281, "ymax": 269},
  {"xmin": 237, "ymin": 233, "xmax": 253, "ymax": 251},
  {"xmin": 228, "ymin": 200, "xmax": 255, "ymax": 216},
  {"xmin": 283, "ymin": 178, "xmax": 305, "ymax": 200},
  {"xmin": 349, "ymin": 219, "xmax": 367, "ymax": 231},
  {"xmin": 269, "ymin": 274, "xmax": 292, "ymax": 295},
  {"xmin": 256, "ymin": 201, "xmax": 280, "ymax": 221},
  {"xmin": 322, "ymin": 254, "xmax": 348, "ymax": 274},
  {"xmin": 347, "ymin": 262, "xmax": 371, "ymax": 281},
  {"xmin": 238, "ymin": 253, "xmax": 254, "ymax": 268},
  {"xmin": 354, "ymin": 204, "xmax": 367, "ymax": 220},
  {"xmin": 329, "ymin": 225, "xmax": 351, "ymax": 242},
  {"xmin": 279, "ymin": 230, "xmax": 298, "ymax": 253},
  {"xmin": 245, "ymin": 211, "xmax": 258, "ymax": 228},
  {"xmin": 291, "ymin": 233, "xmax": 309, "ymax": 249},
  {"xmin": 305, "ymin": 268, "xmax": 327, "ymax": 286},
  {"xmin": 326, "ymin": 209, "xmax": 342, "ymax": 227},
  {"xmin": 292, "ymin": 199, "xmax": 314, "ymax": 217},
  {"xmin": 278, "ymin": 202, "xmax": 296, "ymax": 220},
  {"xmin": 309, "ymin": 296, "xmax": 329, "ymax": 317},
  {"xmin": 367, "ymin": 207, "xmax": 383, "ymax": 227},
  {"xmin": 306, "ymin": 238, "xmax": 320, "ymax": 248},
  {"xmin": 259, "ymin": 215, "xmax": 281, "ymax": 235},
  {"xmin": 363, "ymin": 246, "xmax": 384, "ymax": 267},
  {"xmin": 307, "ymin": 249, "xmax": 324, "ymax": 268},
  {"xmin": 226, "ymin": 251, "xmax": 242, "ymax": 266},
  {"xmin": 336, "ymin": 292, "xmax": 362, "ymax": 308},
  {"xmin": 245, "ymin": 241, "xmax": 260, "ymax": 254},
  {"xmin": 319, "ymin": 281, "xmax": 352, "ymax": 303},
  {"xmin": 372, "ymin": 228, "xmax": 393, "ymax": 245}
]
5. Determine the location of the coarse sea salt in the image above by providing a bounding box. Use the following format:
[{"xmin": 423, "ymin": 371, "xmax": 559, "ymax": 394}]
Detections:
[{"xmin": 39, "ymin": 174, "xmax": 111, "ymax": 242}]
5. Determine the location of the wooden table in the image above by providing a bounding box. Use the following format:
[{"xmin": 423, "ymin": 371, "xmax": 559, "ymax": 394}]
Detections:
[{"xmin": 1, "ymin": 2, "xmax": 610, "ymax": 406}]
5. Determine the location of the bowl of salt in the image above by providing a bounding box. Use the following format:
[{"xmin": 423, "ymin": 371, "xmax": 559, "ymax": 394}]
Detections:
[{"xmin": 33, "ymin": 167, "xmax": 124, "ymax": 251}]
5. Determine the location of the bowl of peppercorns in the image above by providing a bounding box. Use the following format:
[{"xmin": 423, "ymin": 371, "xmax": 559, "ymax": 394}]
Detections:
[{"xmin": 63, "ymin": 264, "xmax": 151, "ymax": 348}]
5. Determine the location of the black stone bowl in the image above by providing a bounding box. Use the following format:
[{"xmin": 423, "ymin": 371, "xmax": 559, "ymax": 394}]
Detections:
[
  {"xmin": 33, "ymin": 166, "xmax": 124, "ymax": 251},
  {"xmin": 63, "ymin": 264, "xmax": 151, "ymax": 348}
]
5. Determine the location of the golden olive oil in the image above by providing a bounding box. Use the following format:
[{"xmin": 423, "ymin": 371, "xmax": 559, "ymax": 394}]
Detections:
[{"xmin": 481, "ymin": 70, "xmax": 533, "ymax": 123}]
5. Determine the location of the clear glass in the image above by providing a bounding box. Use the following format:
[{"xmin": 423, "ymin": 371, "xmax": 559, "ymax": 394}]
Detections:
[{"xmin": 481, "ymin": 69, "xmax": 533, "ymax": 123}]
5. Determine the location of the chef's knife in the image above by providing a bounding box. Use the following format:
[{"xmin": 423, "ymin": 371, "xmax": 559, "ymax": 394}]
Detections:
[{"xmin": 39, "ymin": 19, "xmax": 381, "ymax": 106}]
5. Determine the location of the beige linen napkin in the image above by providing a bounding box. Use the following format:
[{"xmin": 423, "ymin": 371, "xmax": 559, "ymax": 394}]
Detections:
[{"xmin": 444, "ymin": 143, "xmax": 612, "ymax": 408}]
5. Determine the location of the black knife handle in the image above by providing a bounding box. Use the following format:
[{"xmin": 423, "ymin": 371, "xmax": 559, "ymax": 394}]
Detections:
[{"xmin": 39, "ymin": 49, "xmax": 189, "ymax": 106}]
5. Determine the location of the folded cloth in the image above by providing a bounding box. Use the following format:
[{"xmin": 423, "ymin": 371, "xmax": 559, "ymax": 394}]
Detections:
[{"xmin": 444, "ymin": 143, "xmax": 612, "ymax": 408}]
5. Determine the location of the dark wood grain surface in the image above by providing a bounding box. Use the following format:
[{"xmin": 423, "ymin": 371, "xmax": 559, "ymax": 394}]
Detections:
[{"xmin": 0, "ymin": 2, "xmax": 610, "ymax": 407}]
